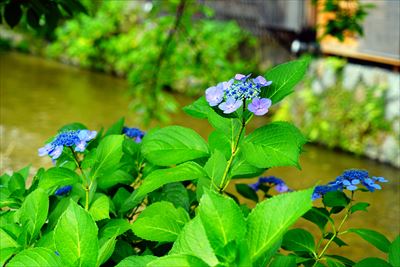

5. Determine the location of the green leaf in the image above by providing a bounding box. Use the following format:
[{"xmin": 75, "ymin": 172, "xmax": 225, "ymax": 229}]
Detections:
[
  {"xmin": 54, "ymin": 200, "xmax": 98, "ymax": 266},
  {"xmin": 0, "ymin": 227, "xmax": 19, "ymax": 249},
  {"xmin": 58, "ymin": 122, "xmax": 87, "ymax": 132},
  {"xmin": 350, "ymin": 202, "xmax": 370, "ymax": 213},
  {"xmin": 204, "ymin": 150, "xmax": 227, "ymax": 188},
  {"xmin": 105, "ymin": 117, "xmax": 124, "ymax": 136},
  {"xmin": 141, "ymin": 126, "xmax": 209, "ymax": 166},
  {"xmin": 99, "ymin": 219, "xmax": 131, "ymax": 240},
  {"xmin": 122, "ymin": 162, "xmax": 206, "ymax": 212},
  {"xmin": 170, "ymin": 216, "xmax": 219, "ymax": 266},
  {"xmin": 207, "ymin": 110, "xmax": 242, "ymax": 146},
  {"xmin": 326, "ymin": 258, "xmax": 346, "ymax": 267},
  {"xmin": 354, "ymin": 257, "xmax": 391, "ymax": 267},
  {"xmin": 35, "ymin": 231, "xmax": 55, "ymax": 251},
  {"xmin": 17, "ymin": 165, "xmax": 30, "ymax": 181},
  {"xmin": 16, "ymin": 189, "xmax": 49, "ymax": 244},
  {"xmin": 323, "ymin": 191, "xmax": 350, "ymax": 208},
  {"xmin": 1, "ymin": 247, "xmax": 20, "ymax": 267},
  {"xmin": 282, "ymin": 228, "xmax": 315, "ymax": 253},
  {"xmin": 7, "ymin": 248, "xmax": 62, "ymax": 267},
  {"xmin": 208, "ymin": 130, "xmax": 231, "ymax": 159},
  {"xmin": 97, "ymin": 236, "xmax": 117, "ymax": 266},
  {"xmin": 264, "ymin": 59, "xmax": 309, "ymax": 104},
  {"xmin": 157, "ymin": 183, "xmax": 190, "ymax": 211},
  {"xmin": 132, "ymin": 201, "xmax": 189, "ymax": 242},
  {"xmin": 92, "ymin": 135, "xmax": 124, "ymax": 177},
  {"xmin": 243, "ymin": 122, "xmax": 306, "ymax": 169},
  {"xmin": 147, "ymin": 255, "xmax": 209, "ymax": 267},
  {"xmin": 347, "ymin": 228, "xmax": 391, "ymax": 253},
  {"xmin": 231, "ymin": 150, "xmax": 264, "ymax": 178},
  {"xmin": 39, "ymin": 167, "xmax": 81, "ymax": 191},
  {"xmin": 302, "ymin": 207, "xmax": 332, "ymax": 231},
  {"xmin": 89, "ymin": 194, "xmax": 110, "ymax": 221},
  {"xmin": 183, "ymin": 96, "xmax": 210, "ymax": 119},
  {"xmin": 326, "ymin": 255, "xmax": 355, "ymax": 266},
  {"xmin": 247, "ymin": 188, "xmax": 313, "ymax": 264},
  {"xmin": 389, "ymin": 235, "xmax": 400, "ymax": 267},
  {"xmin": 198, "ymin": 190, "xmax": 246, "ymax": 251},
  {"xmin": 97, "ymin": 170, "xmax": 133, "ymax": 190},
  {"xmin": 47, "ymin": 197, "xmax": 71, "ymax": 230},
  {"xmin": 112, "ymin": 188, "xmax": 131, "ymax": 213},
  {"xmin": 8, "ymin": 173, "xmax": 25, "ymax": 196},
  {"xmin": 235, "ymin": 183, "xmax": 259, "ymax": 202},
  {"xmin": 324, "ymin": 232, "xmax": 348, "ymax": 247},
  {"xmin": 116, "ymin": 255, "xmax": 157, "ymax": 267},
  {"xmin": 270, "ymin": 255, "xmax": 297, "ymax": 267}
]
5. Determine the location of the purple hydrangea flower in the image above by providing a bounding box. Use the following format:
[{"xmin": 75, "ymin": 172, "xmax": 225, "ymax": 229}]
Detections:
[
  {"xmin": 38, "ymin": 130, "xmax": 97, "ymax": 160},
  {"xmin": 218, "ymin": 98, "xmax": 243, "ymax": 114},
  {"xmin": 247, "ymin": 98, "xmax": 272, "ymax": 116},
  {"xmin": 253, "ymin": 76, "xmax": 273, "ymax": 87},
  {"xmin": 204, "ymin": 73, "xmax": 272, "ymax": 115},
  {"xmin": 235, "ymin": 73, "xmax": 251, "ymax": 81},
  {"xmin": 55, "ymin": 185, "xmax": 72, "ymax": 196},
  {"xmin": 249, "ymin": 176, "xmax": 290, "ymax": 193},
  {"xmin": 123, "ymin": 127, "xmax": 145, "ymax": 143},
  {"xmin": 205, "ymin": 85, "xmax": 224, "ymax": 106}
]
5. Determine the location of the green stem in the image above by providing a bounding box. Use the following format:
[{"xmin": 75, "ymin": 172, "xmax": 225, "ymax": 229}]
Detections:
[
  {"xmin": 313, "ymin": 193, "xmax": 354, "ymax": 266},
  {"xmin": 218, "ymin": 100, "xmax": 247, "ymax": 192},
  {"xmin": 69, "ymin": 147, "xmax": 91, "ymax": 210},
  {"xmin": 85, "ymin": 186, "xmax": 89, "ymax": 211}
]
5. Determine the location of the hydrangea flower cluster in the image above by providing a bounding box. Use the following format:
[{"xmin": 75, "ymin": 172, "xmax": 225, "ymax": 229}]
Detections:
[
  {"xmin": 248, "ymin": 176, "xmax": 290, "ymax": 193},
  {"xmin": 54, "ymin": 185, "xmax": 72, "ymax": 196},
  {"xmin": 38, "ymin": 130, "xmax": 97, "ymax": 160},
  {"xmin": 312, "ymin": 169, "xmax": 388, "ymax": 200},
  {"xmin": 205, "ymin": 74, "xmax": 273, "ymax": 115},
  {"xmin": 122, "ymin": 127, "xmax": 145, "ymax": 143}
]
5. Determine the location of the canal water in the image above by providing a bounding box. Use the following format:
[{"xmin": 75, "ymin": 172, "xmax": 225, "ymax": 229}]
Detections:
[{"xmin": 1, "ymin": 52, "xmax": 399, "ymax": 261}]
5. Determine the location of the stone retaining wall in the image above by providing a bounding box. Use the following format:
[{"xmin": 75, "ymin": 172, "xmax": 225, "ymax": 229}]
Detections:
[{"xmin": 274, "ymin": 57, "xmax": 400, "ymax": 167}]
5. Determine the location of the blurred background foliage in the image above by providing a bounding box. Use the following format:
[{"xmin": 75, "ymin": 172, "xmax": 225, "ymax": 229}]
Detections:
[
  {"xmin": 273, "ymin": 57, "xmax": 394, "ymax": 158},
  {"xmin": 1, "ymin": 0, "xmax": 259, "ymax": 122},
  {"xmin": 1, "ymin": 0, "xmax": 398, "ymax": 166}
]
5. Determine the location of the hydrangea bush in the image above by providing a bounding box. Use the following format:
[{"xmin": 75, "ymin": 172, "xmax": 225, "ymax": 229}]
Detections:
[{"xmin": 1, "ymin": 59, "xmax": 398, "ymax": 267}]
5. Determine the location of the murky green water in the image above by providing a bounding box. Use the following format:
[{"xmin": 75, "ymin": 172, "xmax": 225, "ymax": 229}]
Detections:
[{"xmin": 1, "ymin": 52, "xmax": 399, "ymax": 260}]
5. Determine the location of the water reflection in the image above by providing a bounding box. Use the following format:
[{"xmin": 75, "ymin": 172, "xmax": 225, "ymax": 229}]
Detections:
[{"xmin": 1, "ymin": 52, "xmax": 399, "ymax": 260}]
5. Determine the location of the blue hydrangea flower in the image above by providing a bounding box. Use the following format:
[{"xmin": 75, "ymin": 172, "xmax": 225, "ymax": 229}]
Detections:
[
  {"xmin": 123, "ymin": 127, "xmax": 145, "ymax": 143},
  {"xmin": 218, "ymin": 98, "xmax": 243, "ymax": 114},
  {"xmin": 312, "ymin": 169, "xmax": 388, "ymax": 200},
  {"xmin": 312, "ymin": 184, "xmax": 342, "ymax": 200},
  {"xmin": 247, "ymin": 98, "xmax": 272, "ymax": 116},
  {"xmin": 253, "ymin": 76, "xmax": 273, "ymax": 87},
  {"xmin": 249, "ymin": 176, "xmax": 290, "ymax": 193},
  {"xmin": 205, "ymin": 73, "xmax": 272, "ymax": 115},
  {"xmin": 54, "ymin": 185, "xmax": 72, "ymax": 196},
  {"xmin": 38, "ymin": 130, "xmax": 97, "ymax": 160},
  {"xmin": 205, "ymin": 83, "xmax": 225, "ymax": 106}
]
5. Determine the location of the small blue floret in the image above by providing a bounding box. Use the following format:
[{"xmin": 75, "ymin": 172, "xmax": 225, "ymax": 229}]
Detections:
[
  {"xmin": 122, "ymin": 127, "xmax": 145, "ymax": 143},
  {"xmin": 55, "ymin": 185, "xmax": 72, "ymax": 196}
]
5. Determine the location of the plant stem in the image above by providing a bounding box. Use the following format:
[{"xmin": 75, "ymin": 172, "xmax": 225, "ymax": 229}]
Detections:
[
  {"xmin": 313, "ymin": 194, "xmax": 354, "ymax": 266},
  {"xmin": 69, "ymin": 147, "xmax": 91, "ymax": 211},
  {"xmin": 218, "ymin": 100, "xmax": 247, "ymax": 192},
  {"xmin": 85, "ymin": 187, "xmax": 90, "ymax": 211}
]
